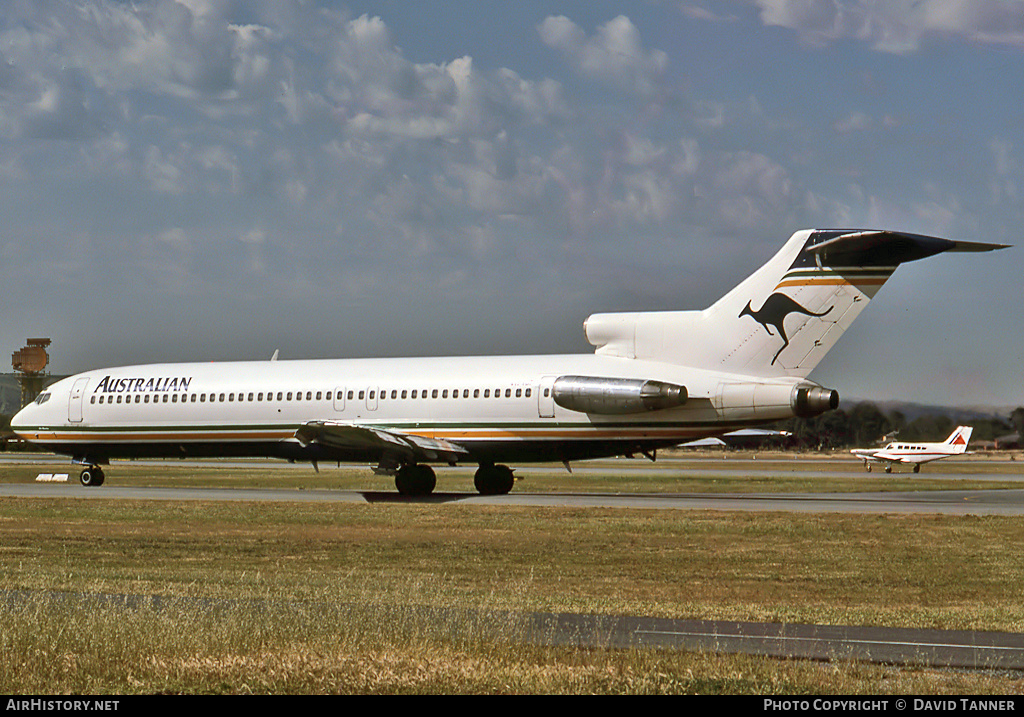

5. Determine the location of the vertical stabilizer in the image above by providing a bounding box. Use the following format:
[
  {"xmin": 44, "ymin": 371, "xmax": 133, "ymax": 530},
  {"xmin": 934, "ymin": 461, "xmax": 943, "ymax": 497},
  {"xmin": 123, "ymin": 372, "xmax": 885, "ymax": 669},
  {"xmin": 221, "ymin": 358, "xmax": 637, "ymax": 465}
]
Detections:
[
  {"xmin": 585, "ymin": 229, "xmax": 1007, "ymax": 379},
  {"xmin": 944, "ymin": 426, "xmax": 973, "ymax": 452}
]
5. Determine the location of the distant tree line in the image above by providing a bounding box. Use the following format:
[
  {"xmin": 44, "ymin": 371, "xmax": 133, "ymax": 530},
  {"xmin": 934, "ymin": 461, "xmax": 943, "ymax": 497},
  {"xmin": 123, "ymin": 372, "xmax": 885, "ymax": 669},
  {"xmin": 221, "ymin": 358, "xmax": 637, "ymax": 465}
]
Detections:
[{"xmin": 774, "ymin": 403, "xmax": 1024, "ymax": 450}]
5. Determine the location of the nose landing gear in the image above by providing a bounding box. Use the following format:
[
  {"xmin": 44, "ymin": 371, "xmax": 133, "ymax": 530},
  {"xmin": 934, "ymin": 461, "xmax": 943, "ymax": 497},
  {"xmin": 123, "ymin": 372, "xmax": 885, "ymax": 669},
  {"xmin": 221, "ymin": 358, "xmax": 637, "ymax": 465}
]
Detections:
[{"xmin": 79, "ymin": 466, "xmax": 105, "ymax": 487}]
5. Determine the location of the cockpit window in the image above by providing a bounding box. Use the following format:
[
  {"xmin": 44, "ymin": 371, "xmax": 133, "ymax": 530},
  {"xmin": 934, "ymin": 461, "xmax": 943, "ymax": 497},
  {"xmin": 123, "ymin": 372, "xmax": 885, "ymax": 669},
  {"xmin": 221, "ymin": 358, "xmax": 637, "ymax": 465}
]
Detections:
[{"xmin": 34, "ymin": 393, "xmax": 51, "ymax": 405}]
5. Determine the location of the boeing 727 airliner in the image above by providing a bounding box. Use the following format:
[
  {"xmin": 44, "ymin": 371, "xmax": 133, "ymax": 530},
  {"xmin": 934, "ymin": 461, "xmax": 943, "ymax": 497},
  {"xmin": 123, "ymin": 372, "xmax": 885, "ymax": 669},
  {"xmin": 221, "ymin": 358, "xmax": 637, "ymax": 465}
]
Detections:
[{"xmin": 10, "ymin": 229, "xmax": 1007, "ymax": 495}]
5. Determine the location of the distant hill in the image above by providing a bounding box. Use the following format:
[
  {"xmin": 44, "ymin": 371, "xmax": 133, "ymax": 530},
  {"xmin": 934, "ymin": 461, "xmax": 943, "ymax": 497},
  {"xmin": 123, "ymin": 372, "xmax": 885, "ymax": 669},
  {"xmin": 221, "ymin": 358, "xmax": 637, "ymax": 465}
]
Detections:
[{"xmin": 848, "ymin": 398, "xmax": 1018, "ymax": 423}]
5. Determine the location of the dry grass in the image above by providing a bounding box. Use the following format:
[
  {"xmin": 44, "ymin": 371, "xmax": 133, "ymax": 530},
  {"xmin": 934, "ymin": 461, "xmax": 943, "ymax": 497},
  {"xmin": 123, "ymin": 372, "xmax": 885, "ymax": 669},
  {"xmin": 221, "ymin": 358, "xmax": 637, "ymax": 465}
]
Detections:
[
  {"xmin": 3, "ymin": 455, "xmax": 1024, "ymax": 693},
  {"xmin": 2, "ymin": 592, "xmax": 1021, "ymax": 694}
]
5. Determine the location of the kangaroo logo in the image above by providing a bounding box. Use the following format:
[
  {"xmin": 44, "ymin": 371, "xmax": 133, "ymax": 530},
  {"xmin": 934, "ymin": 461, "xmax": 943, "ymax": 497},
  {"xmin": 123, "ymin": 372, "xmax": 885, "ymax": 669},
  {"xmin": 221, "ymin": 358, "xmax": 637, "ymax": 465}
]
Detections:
[{"xmin": 740, "ymin": 293, "xmax": 834, "ymax": 365}]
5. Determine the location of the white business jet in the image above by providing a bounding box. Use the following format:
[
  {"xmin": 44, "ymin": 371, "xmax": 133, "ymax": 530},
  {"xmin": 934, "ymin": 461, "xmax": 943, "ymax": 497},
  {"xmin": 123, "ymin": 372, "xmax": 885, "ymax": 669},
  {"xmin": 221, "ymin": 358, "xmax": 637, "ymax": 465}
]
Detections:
[
  {"xmin": 11, "ymin": 229, "xmax": 1006, "ymax": 495},
  {"xmin": 851, "ymin": 426, "xmax": 974, "ymax": 473}
]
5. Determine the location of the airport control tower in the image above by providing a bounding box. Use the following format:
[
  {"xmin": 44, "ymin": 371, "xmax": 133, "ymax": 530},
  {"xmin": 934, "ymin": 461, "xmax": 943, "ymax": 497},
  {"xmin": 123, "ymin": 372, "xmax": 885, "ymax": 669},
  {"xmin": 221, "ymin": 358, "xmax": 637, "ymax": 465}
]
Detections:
[{"xmin": 12, "ymin": 338, "xmax": 51, "ymax": 408}]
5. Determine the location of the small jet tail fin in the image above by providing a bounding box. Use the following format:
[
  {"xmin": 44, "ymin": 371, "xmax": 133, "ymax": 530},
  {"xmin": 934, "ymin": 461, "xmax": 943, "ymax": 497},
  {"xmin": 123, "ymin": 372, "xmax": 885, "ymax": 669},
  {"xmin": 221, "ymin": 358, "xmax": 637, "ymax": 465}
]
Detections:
[
  {"xmin": 945, "ymin": 426, "xmax": 973, "ymax": 453},
  {"xmin": 585, "ymin": 230, "xmax": 1007, "ymax": 379}
]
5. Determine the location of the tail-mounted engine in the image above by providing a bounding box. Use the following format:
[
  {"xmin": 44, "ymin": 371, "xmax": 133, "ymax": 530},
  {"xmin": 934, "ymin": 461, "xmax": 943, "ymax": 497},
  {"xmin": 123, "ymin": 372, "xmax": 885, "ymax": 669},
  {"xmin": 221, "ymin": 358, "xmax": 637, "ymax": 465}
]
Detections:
[
  {"xmin": 552, "ymin": 375, "xmax": 687, "ymax": 415},
  {"xmin": 792, "ymin": 384, "xmax": 839, "ymax": 418}
]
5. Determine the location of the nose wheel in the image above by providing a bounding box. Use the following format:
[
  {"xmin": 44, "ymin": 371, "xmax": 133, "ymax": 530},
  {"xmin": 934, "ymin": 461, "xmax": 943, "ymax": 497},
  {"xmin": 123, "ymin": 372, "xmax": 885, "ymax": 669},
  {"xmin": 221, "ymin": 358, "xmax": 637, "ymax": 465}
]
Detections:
[{"xmin": 79, "ymin": 466, "xmax": 105, "ymax": 487}]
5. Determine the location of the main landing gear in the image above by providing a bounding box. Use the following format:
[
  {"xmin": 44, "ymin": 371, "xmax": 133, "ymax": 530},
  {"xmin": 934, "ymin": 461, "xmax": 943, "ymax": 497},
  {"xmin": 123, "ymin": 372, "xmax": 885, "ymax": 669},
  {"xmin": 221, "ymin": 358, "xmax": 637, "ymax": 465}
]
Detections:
[
  {"xmin": 474, "ymin": 464, "xmax": 515, "ymax": 495},
  {"xmin": 79, "ymin": 465, "xmax": 105, "ymax": 487},
  {"xmin": 392, "ymin": 463, "xmax": 516, "ymax": 496},
  {"xmin": 395, "ymin": 464, "xmax": 437, "ymax": 496}
]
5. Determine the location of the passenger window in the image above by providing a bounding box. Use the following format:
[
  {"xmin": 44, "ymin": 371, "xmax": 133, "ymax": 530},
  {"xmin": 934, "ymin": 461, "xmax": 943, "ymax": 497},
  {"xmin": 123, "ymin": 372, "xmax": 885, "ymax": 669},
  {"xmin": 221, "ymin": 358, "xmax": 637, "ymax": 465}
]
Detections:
[
  {"xmin": 432, "ymin": 389, "xmax": 438, "ymax": 398},
  {"xmin": 525, "ymin": 389, "xmax": 531, "ymax": 398},
  {"xmin": 316, "ymin": 392, "xmax": 322, "ymax": 401},
  {"xmin": 347, "ymin": 390, "xmax": 354, "ymax": 400},
  {"xmin": 484, "ymin": 389, "xmax": 490, "ymax": 398},
  {"xmin": 411, "ymin": 390, "xmax": 417, "ymax": 398},
  {"xmin": 505, "ymin": 389, "xmax": 511, "ymax": 398},
  {"xmin": 473, "ymin": 389, "xmax": 479, "ymax": 398},
  {"xmin": 277, "ymin": 392, "xmax": 283, "ymax": 401},
  {"xmin": 401, "ymin": 390, "xmax": 407, "ymax": 399}
]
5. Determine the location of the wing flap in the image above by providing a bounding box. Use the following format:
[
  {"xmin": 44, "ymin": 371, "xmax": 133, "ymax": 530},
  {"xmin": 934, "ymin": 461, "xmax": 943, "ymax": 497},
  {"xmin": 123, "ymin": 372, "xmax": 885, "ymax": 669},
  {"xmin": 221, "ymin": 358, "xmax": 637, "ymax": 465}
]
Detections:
[{"xmin": 294, "ymin": 421, "xmax": 469, "ymax": 463}]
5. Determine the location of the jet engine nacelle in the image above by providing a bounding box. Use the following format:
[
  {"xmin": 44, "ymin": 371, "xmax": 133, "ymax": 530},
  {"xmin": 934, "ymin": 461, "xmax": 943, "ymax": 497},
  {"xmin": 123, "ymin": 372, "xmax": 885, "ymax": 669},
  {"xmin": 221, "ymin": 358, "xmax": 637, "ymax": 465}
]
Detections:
[
  {"xmin": 716, "ymin": 380, "xmax": 839, "ymax": 420},
  {"xmin": 552, "ymin": 375, "xmax": 688, "ymax": 415}
]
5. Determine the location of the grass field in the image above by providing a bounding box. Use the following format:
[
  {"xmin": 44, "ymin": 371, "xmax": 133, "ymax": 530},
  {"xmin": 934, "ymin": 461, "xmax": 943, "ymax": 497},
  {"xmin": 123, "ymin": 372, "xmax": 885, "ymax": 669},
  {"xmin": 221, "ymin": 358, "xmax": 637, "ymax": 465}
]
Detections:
[{"xmin": 2, "ymin": 452, "xmax": 1024, "ymax": 694}]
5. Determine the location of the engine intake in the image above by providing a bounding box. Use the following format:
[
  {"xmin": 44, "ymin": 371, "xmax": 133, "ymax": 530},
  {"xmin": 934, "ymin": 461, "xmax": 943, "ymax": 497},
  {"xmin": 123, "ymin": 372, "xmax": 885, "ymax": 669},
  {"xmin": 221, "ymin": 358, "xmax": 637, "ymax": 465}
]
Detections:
[{"xmin": 553, "ymin": 376, "xmax": 687, "ymax": 415}]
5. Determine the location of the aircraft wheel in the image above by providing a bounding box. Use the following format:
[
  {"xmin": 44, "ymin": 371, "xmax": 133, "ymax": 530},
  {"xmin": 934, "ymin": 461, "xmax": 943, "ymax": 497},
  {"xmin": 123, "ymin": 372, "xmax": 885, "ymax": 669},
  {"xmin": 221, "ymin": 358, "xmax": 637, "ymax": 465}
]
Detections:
[
  {"xmin": 474, "ymin": 464, "xmax": 515, "ymax": 495},
  {"xmin": 913, "ymin": 465, "xmax": 920, "ymax": 473},
  {"xmin": 395, "ymin": 464, "xmax": 436, "ymax": 496},
  {"xmin": 80, "ymin": 467, "xmax": 105, "ymax": 487},
  {"xmin": 866, "ymin": 465, "xmax": 872, "ymax": 472},
  {"xmin": 885, "ymin": 465, "xmax": 892, "ymax": 474}
]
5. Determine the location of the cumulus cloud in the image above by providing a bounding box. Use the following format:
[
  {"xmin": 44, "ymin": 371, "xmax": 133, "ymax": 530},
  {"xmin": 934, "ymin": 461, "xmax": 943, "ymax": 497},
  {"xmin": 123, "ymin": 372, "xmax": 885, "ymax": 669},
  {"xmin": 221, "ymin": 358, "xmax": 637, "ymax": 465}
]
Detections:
[
  {"xmin": 752, "ymin": 0, "xmax": 1024, "ymax": 52},
  {"xmin": 538, "ymin": 14, "xmax": 668, "ymax": 95}
]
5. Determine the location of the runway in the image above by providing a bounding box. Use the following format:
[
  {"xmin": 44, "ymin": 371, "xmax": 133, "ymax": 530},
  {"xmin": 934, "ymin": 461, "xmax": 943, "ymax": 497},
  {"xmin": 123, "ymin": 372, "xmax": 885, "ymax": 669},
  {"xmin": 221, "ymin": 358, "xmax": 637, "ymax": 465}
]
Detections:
[{"xmin": 5, "ymin": 482, "xmax": 1024, "ymax": 515}]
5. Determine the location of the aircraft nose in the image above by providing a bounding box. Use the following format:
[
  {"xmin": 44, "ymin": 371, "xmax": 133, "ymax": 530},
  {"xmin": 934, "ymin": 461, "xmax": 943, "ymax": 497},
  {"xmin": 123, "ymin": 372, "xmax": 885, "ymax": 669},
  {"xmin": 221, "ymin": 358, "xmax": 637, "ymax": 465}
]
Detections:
[{"xmin": 10, "ymin": 404, "xmax": 31, "ymax": 432}]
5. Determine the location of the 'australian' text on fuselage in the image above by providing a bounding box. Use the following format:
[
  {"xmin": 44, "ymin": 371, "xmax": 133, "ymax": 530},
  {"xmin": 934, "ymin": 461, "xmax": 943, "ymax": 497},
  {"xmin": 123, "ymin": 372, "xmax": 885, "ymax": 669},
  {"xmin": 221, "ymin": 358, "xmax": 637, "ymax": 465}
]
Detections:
[{"xmin": 93, "ymin": 376, "xmax": 193, "ymax": 394}]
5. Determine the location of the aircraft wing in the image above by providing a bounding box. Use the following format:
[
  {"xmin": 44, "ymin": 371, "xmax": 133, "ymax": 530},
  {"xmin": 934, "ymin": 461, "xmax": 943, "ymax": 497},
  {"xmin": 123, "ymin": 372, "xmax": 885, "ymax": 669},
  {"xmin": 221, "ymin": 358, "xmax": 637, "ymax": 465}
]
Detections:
[
  {"xmin": 294, "ymin": 421, "xmax": 470, "ymax": 464},
  {"xmin": 850, "ymin": 449, "xmax": 897, "ymax": 463}
]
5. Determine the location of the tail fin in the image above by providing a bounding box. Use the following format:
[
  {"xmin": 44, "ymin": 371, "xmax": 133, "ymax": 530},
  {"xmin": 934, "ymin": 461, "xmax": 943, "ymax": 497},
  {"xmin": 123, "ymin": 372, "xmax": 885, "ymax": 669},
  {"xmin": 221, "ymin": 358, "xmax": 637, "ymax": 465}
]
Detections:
[
  {"xmin": 945, "ymin": 426, "xmax": 973, "ymax": 453},
  {"xmin": 585, "ymin": 229, "xmax": 1007, "ymax": 379}
]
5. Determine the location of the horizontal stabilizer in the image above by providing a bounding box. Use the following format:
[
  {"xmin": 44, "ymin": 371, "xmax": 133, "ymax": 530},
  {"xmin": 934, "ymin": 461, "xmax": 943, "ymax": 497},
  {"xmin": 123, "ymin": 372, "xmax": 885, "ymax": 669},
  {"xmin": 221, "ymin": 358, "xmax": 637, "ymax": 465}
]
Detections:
[{"xmin": 804, "ymin": 230, "xmax": 1009, "ymax": 265}]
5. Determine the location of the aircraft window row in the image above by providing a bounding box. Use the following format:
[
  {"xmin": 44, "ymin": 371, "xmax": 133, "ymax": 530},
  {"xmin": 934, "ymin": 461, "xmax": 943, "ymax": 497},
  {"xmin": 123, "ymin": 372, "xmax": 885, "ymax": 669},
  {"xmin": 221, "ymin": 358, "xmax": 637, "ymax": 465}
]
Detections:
[
  {"xmin": 89, "ymin": 387, "xmax": 534, "ymax": 405},
  {"xmin": 92, "ymin": 391, "xmax": 331, "ymax": 405},
  {"xmin": 360, "ymin": 388, "xmax": 532, "ymax": 400}
]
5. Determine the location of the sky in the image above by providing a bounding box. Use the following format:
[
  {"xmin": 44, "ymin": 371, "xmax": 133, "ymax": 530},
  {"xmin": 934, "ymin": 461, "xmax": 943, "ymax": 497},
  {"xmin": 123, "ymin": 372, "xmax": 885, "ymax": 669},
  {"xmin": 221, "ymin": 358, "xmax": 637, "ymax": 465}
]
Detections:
[{"xmin": 0, "ymin": 0, "xmax": 1021, "ymax": 409}]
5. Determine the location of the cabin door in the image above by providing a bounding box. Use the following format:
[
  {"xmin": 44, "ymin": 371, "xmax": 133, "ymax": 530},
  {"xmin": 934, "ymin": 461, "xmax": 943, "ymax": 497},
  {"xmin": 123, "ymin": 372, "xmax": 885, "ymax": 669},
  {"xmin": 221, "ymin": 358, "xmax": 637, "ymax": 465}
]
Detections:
[{"xmin": 68, "ymin": 378, "xmax": 90, "ymax": 423}]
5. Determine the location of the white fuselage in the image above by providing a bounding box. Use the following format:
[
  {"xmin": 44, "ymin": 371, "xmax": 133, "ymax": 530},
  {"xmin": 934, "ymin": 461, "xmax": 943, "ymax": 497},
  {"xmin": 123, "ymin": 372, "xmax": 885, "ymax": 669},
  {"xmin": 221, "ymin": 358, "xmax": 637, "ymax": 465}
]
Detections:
[{"xmin": 11, "ymin": 353, "xmax": 804, "ymax": 466}]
